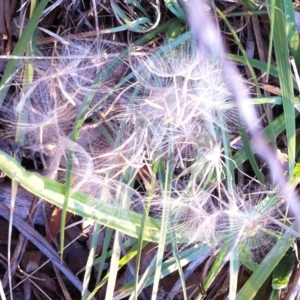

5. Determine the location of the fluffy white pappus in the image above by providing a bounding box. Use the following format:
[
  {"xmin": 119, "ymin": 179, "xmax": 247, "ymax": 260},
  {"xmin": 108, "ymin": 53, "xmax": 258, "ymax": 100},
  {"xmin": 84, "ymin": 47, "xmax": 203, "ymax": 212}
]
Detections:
[
  {"xmin": 128, "ymin": 35, "xmax": 237, "ymax": 129},
  {"xmin": 163, "ymin": 186, "xmax": 284, "ymax": 255},
  {"xmin": 44, "ymin": 121, "xmax": 149, "ymax": 213},
  {"xmin": 186, "ymin": 0, "xmax": 300, "ymax": 234},
  {"xmin": 1, "ymin": 80, "xmax": 76, "ymax": 152},
  {"xmin": 77, "ymin": 120, "xmax": 148, "ymax": 183},
  {"xmin": 119, "ymin": 36, "xmax": 240, "ymax": 183},
  {"xmin": 129, "ymin": 37, "xmax": 199, "ymax": 81},
  {"xmin": 1, "ymin": 82, "xmax": 94, "ymax": 187},
  {"xmin": 49, "ymin": 135, "xmax": 94, "ymax": 192},
  {"xmin": 116, "ymin": 87, "xmax": 235, "ymax": 202},
  {"xmin": 166, "ymin": 136, "xmax": 231, "ymax": 199},
  {"xmin": 177, "ymin": 201, "xmax": 224, "ymax": 246},
  {"xmin": 115, "ymin": 116, "xmax": 217, "ymax": 179},
  {"xmin": 11, "ymin": 38, "xmax": 127, "ymax": 114},
  {"xmin": 76, "ymin": 175, "xmax": 145, "ymax": 221},
  {"xmin": 49, "ymin": 39, "xmax": 126, "ymax": 107},
  {"xmin": 197, "ymin": 141, "xmax": 227, "ymax": 182},
  {"xmin": 162, "ymin": 120, "xmax": 210, "ymax": 167},
  {"xmin": 144, "ymin": 187, "xmax": 226, "ymax": 246},
  {"xmin": 219, "ymin": 192, "xmax": 283, "ymax": 262}
]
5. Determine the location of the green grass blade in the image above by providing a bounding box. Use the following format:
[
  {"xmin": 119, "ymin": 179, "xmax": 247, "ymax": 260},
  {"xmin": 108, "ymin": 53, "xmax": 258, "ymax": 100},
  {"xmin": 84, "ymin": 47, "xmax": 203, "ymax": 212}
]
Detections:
[
  {"xmin": 128, "ymin": 0, "xmax": 151, "ymax": 20},
  {"xmin": 271, "ymin": 249, "xmax": 295, "ymax": 290},
  {"xmin": 0, "ymin": 150, "xmax": 159, "ymax": 242},
  {"xmin": 239, "ymin": 244, "xmax": 259, "ymax": 272},
  {"xmin": 233, "ymin": 110, "xmax": 300, "ymax": 166},
  {"xmin": 105, "ymin": 231, "xmax": 122, "ymax": 300},
  {"xmin": 273, "ymin": 0, "xmax": 296, "ymax": 178},
  {"xmin": 82, "ymin": 223, "xmax": 101, "ymax": 300},
  {"xmin": 16, "ymin": 1, "xmax": 38, "ymax": 146},
  {"xmin": 266, "ymin": 0, "xmax": 275, "ymax": 79},
  {"xmin": 238, "ymin": 0, "xmax": 260, "ymax": 10},
  {"xmin": 164, "ymin": 0, "xmax": 186, "ymax": 22},
  {"xmin": 229, "ymin": 250, "xmax": 239, "ymax": 300},
  {"xmin": 0, "ymin": 0, "xmax": 49, "ymax": 106},
  {"xmin": 283, "ymin": 0, "xmax": 300, "ymax": 71},
  {"xmin": 229, "ymin": 54, "xmax": 278, "ymax": 77},
  {"xmin": 236, "ymin": 223, "xmax": 296, "ymax": 299},
  {"xmin": 115, "ymin": 244, "xmax": 212, "ymax": 299},
  {"xmin": 60, "ymin": 150, "xmax": 73, "ymax": 257},
  {"xmin": 81, "ymin": 238, "xmax": 144, "ymax": 276},
  {"xmin": 217, "ymin": 8, "xmax": 261, "ymax": 95},
  {"xmin": 128, "ymin": 253, "xmax": 158, "ymax": 300},
  {"xmin": 219, "ymin": 113, "xmax": 236, "ymax": 190},
  {"xmin": 151, "ymin": 159, "xmax": 173, "ymax": 300},
  {"xmin": 110, "ymin": 0, "xmax": 157, "ymax": 32},
  {"xmin": 133, "ymin": 161, "xmax": 158, "ymax": 299},
  {"xmin": 238, "ymin": 125, "xmax": 265, "ymax": 183},
  {"xmin": 171, "ymin": 233, "xmax": 188, "ymax": 300},
  {"xmin": 89, "ymin": 240, "xmax": 147, "ymax": 299},
  {"xmin": 7, "ymin": 179, "xmax": 18, "ymax": 299},
  {"xmin": 0, "ymin": 150, "xmax": 200, "ymax": 244},
  {"xmin": 203, "ymin": 240, "xmax": 232, "ymax": 293},
  {"xmin": 96, "ymin": 227, "xmax": 113, "ymax": 285}
]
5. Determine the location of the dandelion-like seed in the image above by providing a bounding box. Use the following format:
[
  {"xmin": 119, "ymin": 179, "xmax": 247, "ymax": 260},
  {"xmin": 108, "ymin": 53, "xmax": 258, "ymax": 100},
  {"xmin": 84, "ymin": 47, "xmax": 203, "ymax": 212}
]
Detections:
[
  {"xmin": 129, "ymin": 35, "xmax": 236, "ymax": 130},
  {"xmin": 221, "ymin": 191, "xmax": 284, "ymax": 263}
]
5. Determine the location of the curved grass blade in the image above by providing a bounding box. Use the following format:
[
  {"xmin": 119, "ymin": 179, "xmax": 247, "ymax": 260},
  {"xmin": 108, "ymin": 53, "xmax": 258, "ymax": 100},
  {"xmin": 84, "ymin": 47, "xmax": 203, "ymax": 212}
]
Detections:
[
  {"xmin": 239, "ymin": 0, "xmax": 261, "ymax": 10},
  {"xmin": 229, "ymin": 55, "xmax": 278, "ymax": 77},
  {"xmin": 164, "ymin": 0, "xmax": 186, "ymax": 22},
  {"xmin": 201, "ymin": 240, "xmax": 235, "ymax": 298},
  {"xmin": 0, "ymin": 150, "xmax": 164, "ymax": 242},
  {"xmin": 110, "ymin": 0, "xmax": 160, "ymax": 32}
]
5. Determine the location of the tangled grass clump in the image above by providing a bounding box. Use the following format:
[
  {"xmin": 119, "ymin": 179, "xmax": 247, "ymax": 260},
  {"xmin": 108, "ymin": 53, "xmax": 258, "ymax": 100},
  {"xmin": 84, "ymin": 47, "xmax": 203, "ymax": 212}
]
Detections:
[
  {"xmin": 1, "ymin": 25, "xmax": 290, "ymax": 282},
  {"xmin": 0, "ymin": 0, "xmax": 299, "ymax": 299}
]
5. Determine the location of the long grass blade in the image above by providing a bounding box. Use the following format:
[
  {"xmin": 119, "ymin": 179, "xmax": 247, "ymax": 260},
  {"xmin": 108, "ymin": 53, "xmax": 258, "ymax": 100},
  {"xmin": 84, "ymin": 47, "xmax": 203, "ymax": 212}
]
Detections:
[{"xmin": 273, "ymin": 0, "xmax": 296, "ymax": 177}]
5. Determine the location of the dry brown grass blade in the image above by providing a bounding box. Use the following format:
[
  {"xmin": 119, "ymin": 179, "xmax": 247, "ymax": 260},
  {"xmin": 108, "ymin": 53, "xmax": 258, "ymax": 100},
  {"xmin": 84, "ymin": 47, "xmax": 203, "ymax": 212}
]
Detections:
[
  {"xmin": 1, "ymin": 233, "xmax": 28, "ymax": 289},
  {"xmin": 0, "ymin": 201, "xmax": 96, "ymax": 300},
  {"xmin": 1, "ymin": 194, "xmax": 46, "ymax": 294},
  {"xmin": 0, "ymin": 183, "xmax": 46, "ymax": 225},
  {"xmin": 53, "ymin": 264, "xmax": 72, "ymax": 300},
  {"xmin": 0, "ymin": 0, "xmax": 12, "ymax": 54}
]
